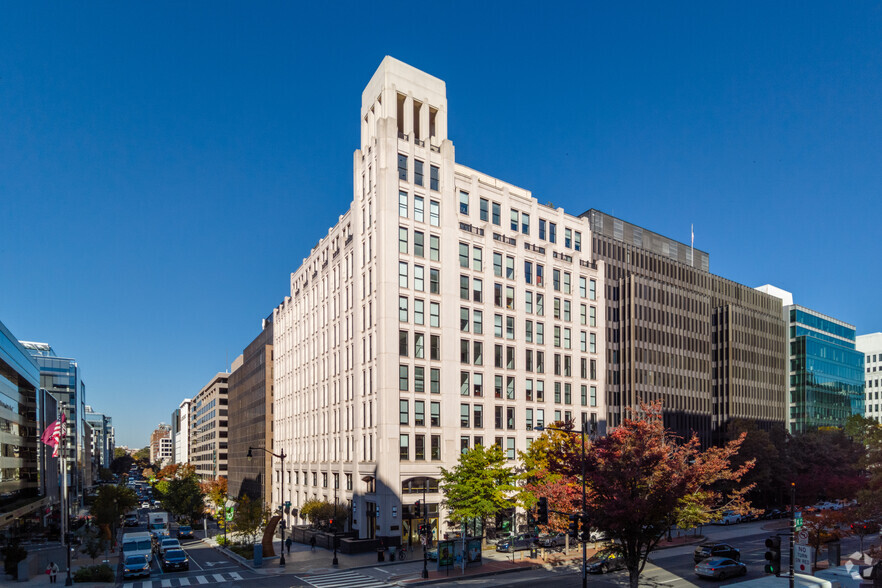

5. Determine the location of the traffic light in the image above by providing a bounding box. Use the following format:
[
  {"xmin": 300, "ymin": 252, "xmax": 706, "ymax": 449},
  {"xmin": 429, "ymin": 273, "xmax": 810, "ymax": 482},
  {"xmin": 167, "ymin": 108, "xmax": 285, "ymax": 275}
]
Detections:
[
  {"xmin": 537, "ymin": 497, "xmax": 549, "ymax": 525},
  {"xmin": 578, "ymin": 514, "xmax": 591, "ymax": 542},
  {"xmin": 414, "ymin": 500, "xmax": 421, "ymax": 517},
  {"xmin": 764, "ymin": 536, "xmax": 781, "ymax": 575},
  {"xmin": 567, "ymin": 513, "xmax": 580, "ymax": 540},
  {"xmin": 418, "ymin": 523, "xmax": 427, "ymax": 535}
]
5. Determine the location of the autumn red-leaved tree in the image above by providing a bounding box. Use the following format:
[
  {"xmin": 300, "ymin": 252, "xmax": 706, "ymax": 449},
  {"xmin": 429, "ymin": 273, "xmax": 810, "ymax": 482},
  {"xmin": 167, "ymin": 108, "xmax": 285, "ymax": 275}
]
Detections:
[{"xmin": 583, "ymin": 403, "xmax": 753, "ymax": 588}]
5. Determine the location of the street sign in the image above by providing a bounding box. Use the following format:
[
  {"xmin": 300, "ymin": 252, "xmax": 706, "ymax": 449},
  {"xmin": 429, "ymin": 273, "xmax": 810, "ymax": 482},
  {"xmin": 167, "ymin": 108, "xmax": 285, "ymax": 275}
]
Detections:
[
  {"xmin": 284, "ymin": 501, "xmax": 291, "ymax": 507},
  {"xmin": 794, "ymin": 544, "xmax": 813, "ymax": 573},
  {"xmin": 794, "ymin": 511, "xmax": 804, "ymax": 531},
  {"xmin": 798, "ymin": 530, "xmax": 809, "ymax": 544}
]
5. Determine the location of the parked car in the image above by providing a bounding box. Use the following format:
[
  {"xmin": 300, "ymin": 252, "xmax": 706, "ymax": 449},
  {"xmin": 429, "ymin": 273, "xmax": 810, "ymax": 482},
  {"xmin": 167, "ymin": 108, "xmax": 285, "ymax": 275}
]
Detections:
[
  {"xmin": 694, "ymin": 557, "xmax": 747, "ymax": 579},
  {"xmin": 586, "ymin": 548, "xmax": 626, "ymax": 574},
  {"xmin": 693, "ymin": 542, "xmax": 741, "ymax": 563},
  {"xmin": 495, "ymin": 533, "xmax": 538, "ymax": 552},
  {"xmin": 712, "ymin": 511, "xmax": 742, "ymax": 525},
  {"xmin": 122, "ymin": 554, "xmax": 151, "ymax": 579},
  {"xmin": 176, "ymin": 525, "xmax": 194, "ymax": 540},
  {"xmin": 161, "ymin": 549, "xmax": 190, "ymax": 572},
  {"xmin": 763, "ymin": 508, "xmax": 786, "ymax": 520},
  {"xmin": 538, "ymin": 533, "xmax": 566, "ymax": 548}
]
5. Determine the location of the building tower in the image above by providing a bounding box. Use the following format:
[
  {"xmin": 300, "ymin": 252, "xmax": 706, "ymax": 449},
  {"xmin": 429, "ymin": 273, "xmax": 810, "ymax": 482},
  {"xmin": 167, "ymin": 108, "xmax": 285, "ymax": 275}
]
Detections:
[{"xmin": 857, "ymin": 333, "xmax": 882, "ymax": 424}]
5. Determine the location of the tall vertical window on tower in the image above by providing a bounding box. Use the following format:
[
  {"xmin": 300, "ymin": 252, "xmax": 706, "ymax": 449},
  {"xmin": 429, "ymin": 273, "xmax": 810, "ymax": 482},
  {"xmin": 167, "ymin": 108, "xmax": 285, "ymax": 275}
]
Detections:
[
  {"xmin": 414, "ymin": 196, "xmax": 424, "ymax": 223},
  {"xmin": 492, "ymin": 202, "xmax": 501, "ymax": 226},
  {"xmin": 430, "ymin": 165, "xmax": 439, "ymax": 191},
  {"xmin": 414, "ymin": 160, "xmax": 424, "ymax": 186},
  {"xmin": 399, "ymin": 191, "xmax": 408, "ymax": 217},
  {"xmin": 480, "ymin": 198, "xmax": 489, "ymax": 222},
  {"xmin": 430, "ymin": 201, "xmax": 440, "ymax": 226},
  {"xmin": 459, "ymin": 191, "xmax": 469, "ymax": 215},
  {"xmin": 398, "ymin": 154, "xmax": 408, "ymax": 181}
]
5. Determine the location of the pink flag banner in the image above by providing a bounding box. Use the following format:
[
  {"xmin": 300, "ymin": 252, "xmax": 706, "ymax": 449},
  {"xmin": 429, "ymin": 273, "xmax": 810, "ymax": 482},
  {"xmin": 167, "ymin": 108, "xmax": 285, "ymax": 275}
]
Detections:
[{"xmin": 40, "ymin": 414, "xmax": 66, "ymax": 457}]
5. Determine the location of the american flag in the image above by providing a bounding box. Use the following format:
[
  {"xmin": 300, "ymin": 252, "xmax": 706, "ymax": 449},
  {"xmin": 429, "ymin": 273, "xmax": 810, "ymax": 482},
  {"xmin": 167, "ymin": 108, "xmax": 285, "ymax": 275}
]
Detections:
[{"xmin": 40, "ymin": 414, "xmax": 66, "ymax": 457}]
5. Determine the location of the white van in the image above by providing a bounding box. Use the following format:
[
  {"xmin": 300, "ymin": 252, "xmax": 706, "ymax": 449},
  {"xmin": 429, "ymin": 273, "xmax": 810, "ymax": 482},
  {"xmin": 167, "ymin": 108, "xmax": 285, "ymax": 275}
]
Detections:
[{"xmin": 121, "ymin": 531, "xmax": 153, "ymax": 560}]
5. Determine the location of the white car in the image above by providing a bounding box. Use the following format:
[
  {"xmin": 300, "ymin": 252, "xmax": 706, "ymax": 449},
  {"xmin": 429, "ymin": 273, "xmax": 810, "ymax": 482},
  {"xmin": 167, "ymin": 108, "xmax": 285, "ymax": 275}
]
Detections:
[
  {"xmin": 713, "ymin": 511, "xmax": 742, "ymax": 525},
  {"xmin": 141, "ymin": 501, "xmax": 151, "ymax": 509},
  {"xmin": 158, "ymin": 538, "xmax": 182, "ymax": 556}
]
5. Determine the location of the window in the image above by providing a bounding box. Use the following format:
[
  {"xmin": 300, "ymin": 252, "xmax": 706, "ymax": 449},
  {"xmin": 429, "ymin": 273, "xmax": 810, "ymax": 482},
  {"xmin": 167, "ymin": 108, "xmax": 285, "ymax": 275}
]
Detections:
[
  {"xmin": 590, "ymin": 332, "xmax": 596, "ymax": 353},
  {"xmin": 460, "ymin": 340, "xmax": 470, "ymax": 364},
  {"xmin": 506, "ymin": 316, "xmax": 515, "ymax": 339},
  {"xmin": 536, "ymin": 265, "xmax": 544, "ymax": 287},
  {"xmin": 414, "ymin": 231, "xmax": 424, "ymax": 257},
  {"xmin": 492, "ymin": 202, "xmax": 501, "ymax": 225},
  {"xmin": 581, "ymin": 331, "xmax": 587, "ymax": 352},
  {"xmin": 537, "ymin": 352, "xmax": 545, "ymax": 374},
  {"xmin": 553, "ymin": 269, "xmax": 561, "ymax": 291},
  {"xmin": 589, "ymin": 279, "xmax": 596, "ymax": 300},
  {"xmin": 473, "ymin": 310, "xmax": 483, "ymax": 335},
  {"xmin": 459, "ymin": 191, "xmax": 469, "ymax": 214},
  {"xmin": 564, "ymin": 383, "xmax": 572, "ymax": 404},
  {"xmin": 414, "ymin": 265, "xmax": 424, "ymax": 291},
  {"xmin": 430, "ymin": 368, "xmax": 440, "ymax": 393},
  {"xmin": 430, "ymin": 302, "xmax": 440, "ymax": 327},
  {"xmin": 431, "ymin": 401, "xmax": 440, "ymax": 426},
  {"xmin": 579, "ymin": 277, "xmax": 587, "ymax": 298},
  {"xmin": 495, "ymin": 376, "xmax": 503, "ymax": 399},
  {"xmin": 539, "ymin": 219, "xmax": 546, "ymax": 240},
  {"xmin": 581, "ymin": 385, "xmax": 587, "ymax": 406},
  {"xmin": 415, "ymin": 434, "xmax": 425, "ymax": 460},
  {"xmin": 525, "ymin": 291, "xmax": 533, "ymax": 314},
  {"xmin": 521, "ymin": 213, "xmax": 530, "ymax": 234},
  {"xmin": 494, "ymin": 283, "xmax": 503, "ymax": 307},
  {"xmin": 495, "ymin": 405, "xmax": 503, "ymax": 428},
  {"xmin": 400, "ymin": 400, "xmax": 409, "ymax": 424},
  {"xmin": 590, "ymin": 386, "xmax": 597, "ymax": 407},
  {"xmin": 415, "ymin": 332, "xmax": 424, "ymax": 358},
  {"xmin": 414, "ymin": 299, "xmax": 424, "ymax": 325},
  {"xmin": 431, "ymin": 435, "xmax": 441, "ymax": 460},
  {"xmin": 563, "ymin": 272, "xmax": 571, "ymax": 294},
  {"xmin": 494, "ymin": 344, "xmax": 504, "ymax": 368},
  {"xmin": 430, "ymin": 165, "xmax": 439, "ymax": 191},
  {"xmin": 414, "ymin": 196, "xmax": 424, "ymax": 223},
  {"xmin": 493, "ymin": 252, "xmax": 502, "ymax": 277},
  {"xmin": 526, "ymin": 408, "xmax": 534, "ymax": 430},
  {"xmin": 574, "ymin": 231, "xmax": 581, "ymax": 251},
  {"xmin": 554, "ymin": 298, "xmax": 561, "ymax": 319},
  {"xmin": 472, "ymin": 247, "xmax": 482, "ymax": 271},
  {"xmin": 506, "ymin": 286, "xmax": 515, "ymax": 309},
  {"xmin": 459, "ymin": 243, "xmax": 469, "ymax": 268},
  {"xmin": 461, "ymin": 436, "xmax": 469, "ymax": 453},
  {"xmin": 525, "ymin": 261, "xmax": 533, "ymax": 284},
  {"xmin": 507, "ymin": 376, "xmax": 515, "ymax": 400},
  {"xmin": 414, "ymin": 159, "xmax": 424, "ymax": 186},
  {"xmin": 536, "ymin": 322, "xmax": 545, "ymax": 344},
  {"xmin": 510, "ymin": 209, "xmax": 519, "ymax": 231},
  {"xmin": 429, "ymin": 200, "xmax": 440, "ymax": 226},
  {"xmin": 429, "ymin": 235, "xmax": 439, "ymax": 261},
  {"xmin": 565, "ymin": 228, "xmax": 572, "ymax": 248},
  {"xmin": 506, "ymin": 256, "xmax": 515, "ymax": 279},
  {"xmin": 399, "ymin": 330, "xmax": 408, "ymax": 356},
  {"xmin": 415, "ymin": 401, "xmax": 425, "ymax": 426},
  {"xmin": 525, "ymin": 320, "xmax": 533, "ymax": 343},
  {"xmin": 564, "ymin": 300, "xmax": 571, "ymax": 321},
  {"xmin": 473, "ymin": 278, "xmax": 483, "ymax": 302},
  {"xmin": 506, "ymin": 437, "xmax": 515, "ymax": 460},
  {"xmin": 590, "ymin": 305, "xmax": 596, "ymax": 327},
  {"xmin": 474, "ymin": 341, "xmax": 483, "ymax": 365},
  {"xmin": 399, "ymin": 191, "xmax": 408, "ymax": 217},
  {"xmin": 399, "ymin": 436, "xmax": 409, "ymax": 461},
  {"xmin": 554, "ymin": 382, "xmax": 561, "ymax": 403},
  {"xmin": 399, "ymin": 227, "xmax": 408, "ymax": 253},
  {"xmin": 473, "ymin": 404, "xmax": 483, "ymax": 427},
  {"xmin": 399, "ymin": 296, "xmax": 408, "ymax": 321},
  {"xmin": 414, "ymin": 366, "xmax": 424, "ymax": 393},
  {"xmin": 460, "ymin": 307, "xmax": 469, "ymax": 332},
  {"xmin": 507, "ymin": 406, "xmax": 516, "ymax": 430},
  {"xmin": 399, "ymin": 262, "xmax": 408, "ymax": 288},
  {"xmin": 430, "ymin": 268, "xmax": 439, "ymax": 294},
  {"xmin": 461, "ymin": 403, "xmax": 470, "ymax": 427},
  {"xmin": 398, "ymin": 154, "xmax": 408, "ymax": 181},
  {"xmin": 536, "ymin": 407, "xmax": 545, "ymax": 428},
  {"xmin": 549, "ymin": 222, "xmax": 557, "ymax": 243},
  {"xmin": 480, "ymin": 198, "xmax": 489, "ymax": 221},
  {"xmin": 399, "ymin": 365, "xmax": 408, "ymax": 391},
  {"xmin": 564, "ymin": 328, "xmax": 571, "ymax": 349},
  {"xmin": 494, "ymin": 314, "xmax": 503, "ymax": 337},
  {"xmin": 537, "ymin": 293, "xmax": 544, "ymax": 316},
  {"xmin": 526, "ymin": 379, "xmax": 534, "ymax": 401},
  {"xmin": 473, "ymin": 373, "xmax": 483, "ymax": 397},
  {"xmin": 431, "ymin": 336, "xmax": 440, "ymax": 361}
]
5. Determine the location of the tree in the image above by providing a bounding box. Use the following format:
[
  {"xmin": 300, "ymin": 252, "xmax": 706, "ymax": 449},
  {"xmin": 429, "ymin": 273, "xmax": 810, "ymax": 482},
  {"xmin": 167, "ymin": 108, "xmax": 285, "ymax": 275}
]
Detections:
[
  {"xmin": 160, "ymin": 467, "xmax": 205, "ymax": 523},
  {"xmin": 133, "ymin": 446, "xmax": 151, "ymax": 462},
  {"xmin": 78, "ymin": 524, "xmax": 108, "ymax": 563},
  {"xmin": 231, "ymin": 495, "xmax": 271, "ymax": 545},
  {"xmin": 110, "ymin": 453, "xmax": 134, "ymax": 475},
  {"xmin": 299, "ymin": 499, "xmax": 350, "ymax": 530},
  {"xmin": 726, "ymin": 420, "xmax": 783, "ymax": 509},
  {"xmin": 787, "ymin": 428, "xmax": 865, "ymax": 504},
  {"xmin": 90, "ymin": 485, "xmax": 138, "ymax": 545},
  {"xmin": 98, "ymin": 467, "xmax": 114, "ymax": 483},
  {"xmin": 440, "ymin": 444, "xmax": 517, "ymax": 540},
  {"xmin": 803, "ymin": 510, "xmax": 847, "ymax": 564},
  {"xmin": 202, "ymin": 477, "xmax": 228, "ymax": 518},
  {"xmin": 582, "ymin": 402, "xmax": 753, "ymax": 588}
]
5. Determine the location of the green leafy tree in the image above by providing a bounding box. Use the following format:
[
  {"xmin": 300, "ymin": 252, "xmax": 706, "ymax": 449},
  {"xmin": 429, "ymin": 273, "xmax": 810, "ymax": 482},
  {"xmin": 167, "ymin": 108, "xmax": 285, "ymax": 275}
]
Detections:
[
  {"xmin": 133, "ymin": 446, "xmax": 151, "ymax": 462},
  {"xmin": 440, "ymin": 444, "xmax": 517, "ymax": 541},
  {"xmin": 582, "ymin": 402, "xmax": 753, "ymax": 588},
  {"xmin": 98, "ymin": 467, "xmax": 114, "ymax": 483},
  {"xmin": 202, "ymin": 476, "xmax": 228, "ymax": 518},
  {"xmin": 90, "ymin": 485, "xmax": 138, "ymax": 545},
  {"xmin": 231, "ymin": 495, "xmax": 271, "ymax": 544},
  {"xmin": 157, "ymin": 466, "xmax": 205, "ymax": 523},
  {"xmin": 298, "ymin": 499, "xmax": 349, "ymax": 530},
  {"xmin": 78, "ymin": 524, "xmax": 108, "ymax": 563},
  {"xmin": 517, "ymin": 424, "xmax": 582, "ymax": 533},
  {"xmin": 110, "ymin": 453, "xmax": 134, "ymax": 475}
]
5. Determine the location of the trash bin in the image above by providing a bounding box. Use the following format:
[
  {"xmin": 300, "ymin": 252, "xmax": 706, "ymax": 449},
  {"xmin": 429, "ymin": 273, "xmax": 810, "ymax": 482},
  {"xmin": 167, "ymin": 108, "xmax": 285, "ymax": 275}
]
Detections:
[
  {"xmin": 530, "ymin": 547, "xmax": 538, "ymax": 558},
  {"xmin": 377, "ymin": 547, "xmax": 385, "ymax": 562}
]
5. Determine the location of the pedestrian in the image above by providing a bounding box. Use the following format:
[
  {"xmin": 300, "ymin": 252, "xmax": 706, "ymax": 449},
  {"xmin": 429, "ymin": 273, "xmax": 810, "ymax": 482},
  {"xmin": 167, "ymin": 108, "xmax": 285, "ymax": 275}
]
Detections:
[
  {"xmin": 46, "ymin": 561, "xmax": 59, "ymax": 584},
  {"xmin": 285, "ymin": 536, "xmax": 292, "ymax": 554},
  {"xmin": 310, "ymin": 535, "xmax": 316, "ymax": 551}
]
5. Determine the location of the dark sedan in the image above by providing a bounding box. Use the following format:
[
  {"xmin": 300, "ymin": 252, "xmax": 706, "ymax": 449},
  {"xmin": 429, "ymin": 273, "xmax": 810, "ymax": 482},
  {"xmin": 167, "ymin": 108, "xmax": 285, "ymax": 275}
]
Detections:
[
  {"xmin": 495, "ymin": 534, "xmax": 538, "ymax": 552},
  {"xmin": 538, "ymin": 533, "xmax": 566, "ymax": 548},
  {"xmin": 694, "ymin": 557, "xmax": 747, "ymax": 580},
  {"xmin": 161, "ymin": 549, "xmax": 190, "ymax": 572},
  {"xmin": 586, "ymin": 549, "xmax": 626, "ymax": 574},
  {"xmin": 693, "ymin": 542, "xmax": 740, "ymax": 563},
  {"xmin": 176, "ymin": 525, "xmax": 194, "ymax": 540}
]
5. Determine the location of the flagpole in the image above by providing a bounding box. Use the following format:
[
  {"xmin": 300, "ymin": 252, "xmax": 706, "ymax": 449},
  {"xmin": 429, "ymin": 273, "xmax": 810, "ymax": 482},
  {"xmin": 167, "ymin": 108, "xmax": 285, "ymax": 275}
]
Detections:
[{"xmin": 61, "ymin": 403, "xmax": 72, "ymax": 586}]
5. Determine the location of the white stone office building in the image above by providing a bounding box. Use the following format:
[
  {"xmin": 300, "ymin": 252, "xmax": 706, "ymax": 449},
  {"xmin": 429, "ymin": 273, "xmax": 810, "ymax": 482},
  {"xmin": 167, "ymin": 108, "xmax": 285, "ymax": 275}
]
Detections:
[
  {"xmin": 857, "ymin": 333, "xmax": 882, "ymax": 423},
  {"xmin": 174, "ymin": 398, "xmax": 192, "ymax": 465},
  {"xmin": 273, "ymin": 57, "xmax": 606, "ymax": 545}
]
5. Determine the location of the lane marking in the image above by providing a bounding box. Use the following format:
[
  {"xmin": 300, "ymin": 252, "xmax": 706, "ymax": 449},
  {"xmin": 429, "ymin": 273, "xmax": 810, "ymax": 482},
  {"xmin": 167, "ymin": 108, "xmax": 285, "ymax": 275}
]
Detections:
[
  {"xmin": 195, "ymin": 575, "xmax": 208, "ymax": 584},
  {"xmin": 212, "ymin": 573, "xmax": 225, "ymax": 582},
  {"xmin": 229, "ymin": 572, "xmax": 243, "ymax": 580}
]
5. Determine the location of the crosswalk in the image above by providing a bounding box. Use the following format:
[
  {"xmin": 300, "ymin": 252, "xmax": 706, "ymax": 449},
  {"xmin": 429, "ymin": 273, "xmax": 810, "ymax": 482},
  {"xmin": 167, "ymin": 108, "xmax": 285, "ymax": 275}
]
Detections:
[
  {"xmin": 122, "ymin": 571, "xmax": 243, "ymax": 587},
  {"xmin": 296, "ymin": 570, "xmax": 396, "ymax": 588}
]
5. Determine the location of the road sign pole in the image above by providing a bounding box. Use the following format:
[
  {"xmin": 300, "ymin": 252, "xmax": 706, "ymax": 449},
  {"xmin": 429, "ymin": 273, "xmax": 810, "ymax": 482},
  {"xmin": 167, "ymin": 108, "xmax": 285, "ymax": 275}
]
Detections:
[{"xmin": 789, "ymin": 483, "xmax": 795, "ymax": 588}]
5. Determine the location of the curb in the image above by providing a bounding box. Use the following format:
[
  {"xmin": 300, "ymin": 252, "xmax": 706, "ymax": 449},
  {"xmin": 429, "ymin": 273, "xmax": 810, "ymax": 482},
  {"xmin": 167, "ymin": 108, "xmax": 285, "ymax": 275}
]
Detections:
[{"xmin": 399, "ymin": 562, "xmax": 539, "ymax": 585}]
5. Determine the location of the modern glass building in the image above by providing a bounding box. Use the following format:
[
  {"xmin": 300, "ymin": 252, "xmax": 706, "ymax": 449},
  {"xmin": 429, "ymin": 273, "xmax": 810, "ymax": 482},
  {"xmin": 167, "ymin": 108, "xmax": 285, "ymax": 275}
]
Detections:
[
  {"xmin": 785, "ymin": 306, "xmax": 864, "ymax": 433},
  {"xmin": 0, "ymin": 320, "xmax": 42, "ymax": 530},
  {"xmin": 20, "ymin": 341, "xmax": 87, "ymax": 508}
]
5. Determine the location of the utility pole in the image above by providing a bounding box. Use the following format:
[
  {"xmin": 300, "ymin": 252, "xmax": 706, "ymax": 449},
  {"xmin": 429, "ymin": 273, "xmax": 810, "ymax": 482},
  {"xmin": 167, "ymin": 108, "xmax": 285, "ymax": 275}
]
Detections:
[{"xmin": 789, "ymin": 482, "xmax": 796, "ymax": 588}]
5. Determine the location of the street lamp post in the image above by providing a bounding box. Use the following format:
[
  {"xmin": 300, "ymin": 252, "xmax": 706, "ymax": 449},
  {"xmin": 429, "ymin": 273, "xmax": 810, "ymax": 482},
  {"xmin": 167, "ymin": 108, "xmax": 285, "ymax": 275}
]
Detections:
[
  {"xmin": 61, "ymin": 403, "xmax": 73, "ymax": 587},
  {"xmin": 422, "ymin": 478, "xmax": 429, "ymax": 579},
  {"xmin": 536, "ymin": 420, "xmax": 594, "ymax": 588},
  {"xmin": 247, "ymin": 446, "xmax": 286, "ymax": 566}
]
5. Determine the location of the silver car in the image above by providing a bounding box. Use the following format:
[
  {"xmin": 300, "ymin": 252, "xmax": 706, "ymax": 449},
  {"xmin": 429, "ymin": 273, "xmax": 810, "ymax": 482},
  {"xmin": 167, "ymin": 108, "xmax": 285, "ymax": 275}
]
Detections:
[{"xmin": 694, "ymin": 557, "xmax": 747, "ymax": 580}]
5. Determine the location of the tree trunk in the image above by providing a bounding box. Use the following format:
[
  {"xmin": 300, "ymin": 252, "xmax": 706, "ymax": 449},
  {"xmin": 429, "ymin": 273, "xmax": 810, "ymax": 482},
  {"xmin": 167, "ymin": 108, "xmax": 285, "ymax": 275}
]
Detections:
[{"xmin": 629, "ymin": 567, "xmax": 640, "ymax": 588}]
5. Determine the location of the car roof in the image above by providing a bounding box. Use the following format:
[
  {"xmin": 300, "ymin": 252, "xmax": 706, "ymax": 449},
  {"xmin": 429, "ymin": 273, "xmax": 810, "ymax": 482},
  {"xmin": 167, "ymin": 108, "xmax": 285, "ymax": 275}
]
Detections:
[
  {"xmin": 165, "ymin": 549, "xmax": 186, "ymax": 556},
  {"xmin": 699, "ymin": 542, "xmax": 731, "ymax": 548},
  {"xmin": 125, "ymin": 554, "xmax": 148, "ymax": 562},
  {"xmin": 161, "ymin": 538, "xmax": 180, "ymax": 543},
  {"xmin": 701, "ymin": 557, "xmax": 738, "ymax": 565}
]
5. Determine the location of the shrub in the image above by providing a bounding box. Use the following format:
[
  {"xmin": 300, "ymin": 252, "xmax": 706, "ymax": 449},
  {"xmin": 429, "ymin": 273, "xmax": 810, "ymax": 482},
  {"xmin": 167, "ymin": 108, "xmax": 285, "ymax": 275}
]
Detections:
[{"xmin": 72, "ymin": 564, "xmax": 114, "ymax": 582}]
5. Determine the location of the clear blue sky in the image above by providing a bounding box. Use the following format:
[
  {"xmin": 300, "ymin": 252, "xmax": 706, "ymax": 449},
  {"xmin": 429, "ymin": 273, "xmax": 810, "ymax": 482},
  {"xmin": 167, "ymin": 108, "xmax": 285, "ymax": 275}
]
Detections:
[{"xmin": 2, "ymin": 2, "xmax": 880, "ymax": 448}]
